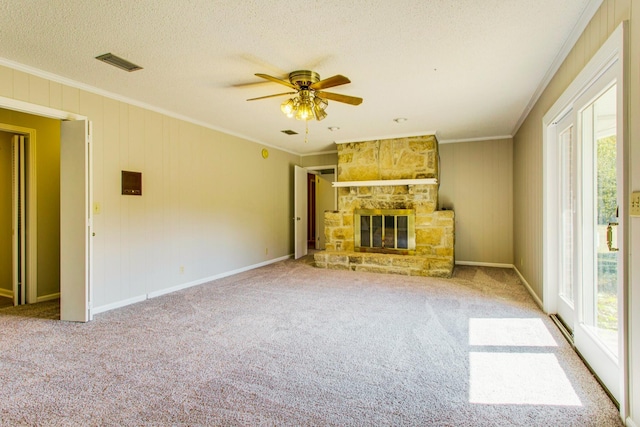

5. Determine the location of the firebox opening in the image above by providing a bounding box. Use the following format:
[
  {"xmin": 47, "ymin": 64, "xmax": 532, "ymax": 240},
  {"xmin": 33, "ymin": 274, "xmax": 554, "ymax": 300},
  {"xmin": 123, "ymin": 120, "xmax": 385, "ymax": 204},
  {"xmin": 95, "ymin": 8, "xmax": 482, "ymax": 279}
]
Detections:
[{"xmin": 354, "ymin": 209, "xmax": 416, "ymax": 255}]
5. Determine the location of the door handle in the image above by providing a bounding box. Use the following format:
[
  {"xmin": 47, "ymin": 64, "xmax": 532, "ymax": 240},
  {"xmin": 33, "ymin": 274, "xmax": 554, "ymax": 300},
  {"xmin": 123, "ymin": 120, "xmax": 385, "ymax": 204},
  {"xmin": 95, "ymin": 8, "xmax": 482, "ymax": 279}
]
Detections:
[{"xmin": 606, "ymin": 222, "xmax": 619, "ymax": 252}]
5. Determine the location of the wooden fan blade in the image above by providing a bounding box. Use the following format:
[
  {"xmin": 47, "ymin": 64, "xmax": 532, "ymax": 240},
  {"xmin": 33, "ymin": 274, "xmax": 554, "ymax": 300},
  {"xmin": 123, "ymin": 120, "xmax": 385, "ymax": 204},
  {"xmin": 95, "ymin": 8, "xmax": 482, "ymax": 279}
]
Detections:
[
  {"xmin": 255, "ymin": 73, "xmax": 297, "ymax": 89},
  {"xmin": 316, "ymin": 91, "xmax": 363, "ymax": 105},
  {"xmin": 247, "ymin": 91, "xmax": 296, "ymax": 101},
  {"xmin": 310, "ymin": 75, "xmax": 350, "ymax": 90}
]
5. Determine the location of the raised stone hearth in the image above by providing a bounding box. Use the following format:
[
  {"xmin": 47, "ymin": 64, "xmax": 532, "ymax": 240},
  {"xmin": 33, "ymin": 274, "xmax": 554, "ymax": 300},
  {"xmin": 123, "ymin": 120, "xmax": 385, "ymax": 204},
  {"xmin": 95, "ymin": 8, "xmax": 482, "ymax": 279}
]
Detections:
[{"xmin": 313, "ymin": 135, "xmax": 454, "ymax": 278}]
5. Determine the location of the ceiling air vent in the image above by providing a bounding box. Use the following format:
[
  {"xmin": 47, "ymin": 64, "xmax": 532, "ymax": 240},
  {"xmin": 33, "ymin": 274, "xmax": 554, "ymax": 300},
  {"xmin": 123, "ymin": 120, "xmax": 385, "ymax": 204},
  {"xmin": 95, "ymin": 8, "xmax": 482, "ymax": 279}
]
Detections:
[
  {"xmin": 281, "ymin": 130, "xmax": 298, "ymax": 135},
  {"xmin": 95, "ymin": 53, "xmax": 143, "ymax": 72}
]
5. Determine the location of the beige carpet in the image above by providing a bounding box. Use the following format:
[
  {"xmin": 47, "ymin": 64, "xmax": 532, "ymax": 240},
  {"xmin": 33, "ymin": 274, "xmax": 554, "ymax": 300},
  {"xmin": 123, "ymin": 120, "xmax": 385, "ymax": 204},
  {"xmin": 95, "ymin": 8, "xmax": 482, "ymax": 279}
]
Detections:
[{"xmin": 0, "ymin": 258, "xmax": 622, "ymax": 426}]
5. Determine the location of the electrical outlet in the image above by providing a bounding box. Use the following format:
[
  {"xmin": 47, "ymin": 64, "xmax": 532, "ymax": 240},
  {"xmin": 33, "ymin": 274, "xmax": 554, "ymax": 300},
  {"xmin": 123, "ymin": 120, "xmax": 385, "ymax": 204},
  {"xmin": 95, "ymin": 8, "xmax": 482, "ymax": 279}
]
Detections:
[
  {"xmin": 180, "ymin": 266, "xmax": 184, "ymax": 274},
  {"xmin": 631, "ymin": 192, "xmax": 640, "ymax": 217}
]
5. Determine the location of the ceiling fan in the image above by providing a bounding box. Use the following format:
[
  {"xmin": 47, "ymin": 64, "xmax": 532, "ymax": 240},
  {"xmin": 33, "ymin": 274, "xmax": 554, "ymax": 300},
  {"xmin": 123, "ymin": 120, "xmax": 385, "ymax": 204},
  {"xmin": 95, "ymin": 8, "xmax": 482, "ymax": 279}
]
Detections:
[{"xmin": 247, "ymin": 70, "xmax": 363, "ymax": 121}]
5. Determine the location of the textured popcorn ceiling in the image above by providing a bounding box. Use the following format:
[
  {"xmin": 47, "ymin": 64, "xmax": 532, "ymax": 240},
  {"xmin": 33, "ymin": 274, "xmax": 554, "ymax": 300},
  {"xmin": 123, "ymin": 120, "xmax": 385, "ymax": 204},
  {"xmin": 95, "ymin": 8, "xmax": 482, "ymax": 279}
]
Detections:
[{"xmin": 0, "ymin": 1, "xmax": 593, "ymax": 155}]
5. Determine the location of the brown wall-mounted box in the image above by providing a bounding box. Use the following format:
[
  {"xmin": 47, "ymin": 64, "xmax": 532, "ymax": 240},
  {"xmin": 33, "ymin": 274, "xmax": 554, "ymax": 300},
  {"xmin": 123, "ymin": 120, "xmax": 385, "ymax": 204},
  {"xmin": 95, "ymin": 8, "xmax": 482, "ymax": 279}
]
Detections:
[{"xmin": 122, "ymin": 171, "xmax": 142, "ymax": 195}]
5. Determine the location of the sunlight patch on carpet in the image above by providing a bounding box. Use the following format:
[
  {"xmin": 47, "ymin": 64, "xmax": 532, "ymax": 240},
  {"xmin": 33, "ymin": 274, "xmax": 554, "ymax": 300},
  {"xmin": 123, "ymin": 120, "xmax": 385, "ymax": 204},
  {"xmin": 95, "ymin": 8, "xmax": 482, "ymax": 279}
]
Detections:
[
  {"xmin": 469, "ymin": 352, "xmax": 582, "ymax": 406},
  {"xmin": 469, "ymin": 318, "xmax": 557, "ymax": 347}
]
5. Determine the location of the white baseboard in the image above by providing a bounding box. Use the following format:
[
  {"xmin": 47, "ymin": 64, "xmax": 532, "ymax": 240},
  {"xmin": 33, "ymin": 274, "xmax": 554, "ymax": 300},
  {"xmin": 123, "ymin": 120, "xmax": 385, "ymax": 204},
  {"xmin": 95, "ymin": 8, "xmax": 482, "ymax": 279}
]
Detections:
[
  {"xmin": 36, "ymin": 292, "xmax": 60, "ymax": 303},
  {"xmin": 147, "ymin": 254, "xmax": 292, "ymax": 299},
  {"xmin": 0, "ymin": 288, "xmax": 13, "ymax": 298},
  {"xmin": 92, "ymin": 295, "xmax": 147, "ymax": 315},
  {"xmin": 455, "ymin": 260, "xmax": 515, "ymax": 269},
  {"xmin": 455, "ymin": 262, "xmax": 544, "ymax": 311},
  {"xmin": 627, "ymin": 416, "xmax": 638, "ymax": 427},
  {"xmin": 512, "ymin": 266, "xmax": 544, "ymax": 310},
  {"xmin": 94, "ymin": 254, "xmax": 293, "ymax": 315}
]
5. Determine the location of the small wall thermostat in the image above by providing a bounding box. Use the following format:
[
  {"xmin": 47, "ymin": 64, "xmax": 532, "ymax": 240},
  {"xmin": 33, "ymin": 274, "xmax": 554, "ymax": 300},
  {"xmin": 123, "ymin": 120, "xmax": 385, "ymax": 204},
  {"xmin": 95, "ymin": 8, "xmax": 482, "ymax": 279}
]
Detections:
[
  {"xmin": 631, "ymin": 191, "xmax": 640, "ymax": 217},
  {"xmin": 122, "ymin": 170, "xmax": 142, "ymax": 195}
]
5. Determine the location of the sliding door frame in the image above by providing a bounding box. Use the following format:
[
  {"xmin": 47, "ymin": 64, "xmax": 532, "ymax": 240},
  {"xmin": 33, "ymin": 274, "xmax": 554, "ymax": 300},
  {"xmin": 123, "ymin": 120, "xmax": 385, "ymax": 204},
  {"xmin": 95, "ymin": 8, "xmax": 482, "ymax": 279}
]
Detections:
[{"xmin": 542, "ymin": 23, "xmax": 628, "ymax": 419}]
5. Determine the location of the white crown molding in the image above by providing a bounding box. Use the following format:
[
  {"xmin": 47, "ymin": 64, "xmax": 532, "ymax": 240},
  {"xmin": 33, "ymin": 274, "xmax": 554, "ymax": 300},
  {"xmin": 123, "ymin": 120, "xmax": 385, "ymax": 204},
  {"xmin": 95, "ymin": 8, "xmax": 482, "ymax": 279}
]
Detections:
[
  {"xmin": 0, "ymin": 57, "xmax": 303, "ymax": 157},
  {"xmin": 511, "ymin": 0, "xmax": 605, "ymax": 136},
  {"xmin": 439, "ymin": 135, "xmax": 513, "ymax": 144},
  {"xmin": 300, "ymin": 150, "xmax": 338, "ymax": 157}
]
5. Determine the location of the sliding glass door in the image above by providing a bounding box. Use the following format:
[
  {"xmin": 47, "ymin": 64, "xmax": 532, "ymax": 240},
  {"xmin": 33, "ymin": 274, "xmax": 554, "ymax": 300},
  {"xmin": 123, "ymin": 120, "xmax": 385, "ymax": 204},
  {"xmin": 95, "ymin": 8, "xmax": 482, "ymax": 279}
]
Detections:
[
  {"xmin": 573, "ymin": 80, "xmax": 622, "ymax": 401},
  {"xmin": 555, "ymin": 62, "xmax": 623, "ymax": 402}
]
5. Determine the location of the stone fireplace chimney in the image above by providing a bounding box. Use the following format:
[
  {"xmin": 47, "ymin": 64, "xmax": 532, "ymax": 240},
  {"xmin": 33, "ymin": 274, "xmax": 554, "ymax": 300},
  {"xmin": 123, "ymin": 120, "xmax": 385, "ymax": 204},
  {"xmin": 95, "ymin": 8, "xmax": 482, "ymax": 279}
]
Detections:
[{"xmin": 314, "ymin": 135, "xmax": 454, "ymax": 277}]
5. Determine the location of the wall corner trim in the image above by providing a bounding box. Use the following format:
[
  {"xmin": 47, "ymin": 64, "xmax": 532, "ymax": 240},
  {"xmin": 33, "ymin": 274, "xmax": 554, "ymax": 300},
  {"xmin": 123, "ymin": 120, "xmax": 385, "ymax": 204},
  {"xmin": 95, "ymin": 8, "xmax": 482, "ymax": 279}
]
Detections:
[{"xmin": 513, "ymin": 266, "xmax": 544, "ymax": 310}]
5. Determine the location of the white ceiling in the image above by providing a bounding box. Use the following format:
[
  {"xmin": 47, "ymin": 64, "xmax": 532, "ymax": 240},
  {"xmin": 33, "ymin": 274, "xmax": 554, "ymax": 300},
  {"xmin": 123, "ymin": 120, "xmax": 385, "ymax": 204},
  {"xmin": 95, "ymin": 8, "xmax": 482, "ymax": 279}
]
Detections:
[{"xmin": 0, "ymin": 1, "xmax": 595, "ymax": 155}]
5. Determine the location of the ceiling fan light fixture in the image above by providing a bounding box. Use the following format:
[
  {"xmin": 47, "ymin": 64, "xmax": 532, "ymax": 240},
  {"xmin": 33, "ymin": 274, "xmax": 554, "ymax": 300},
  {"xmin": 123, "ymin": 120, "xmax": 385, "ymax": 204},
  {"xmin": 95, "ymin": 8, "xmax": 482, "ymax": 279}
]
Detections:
[
  {"xmin": 314, "ymin": 107, "xmax": 327, "ymax": 121},
  {"xmin": 314, "ymin": 96, "xmax": 328, "ymax": 110},
  {"xmin": 250, "ymin": 70, "xmax": 361, "ymax": 125},
  {"xmin": 296, "ymin": 101, "xmax": 313, "ymax": 120},
  {"xmin": 281, "ymin": 98, "xmax": 295, "ymax": 117}
]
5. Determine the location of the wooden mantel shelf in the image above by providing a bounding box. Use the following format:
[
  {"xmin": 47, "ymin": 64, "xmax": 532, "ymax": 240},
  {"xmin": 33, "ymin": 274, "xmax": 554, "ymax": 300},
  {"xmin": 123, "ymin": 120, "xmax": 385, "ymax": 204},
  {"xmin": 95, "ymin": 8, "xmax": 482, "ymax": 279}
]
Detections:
[{"xmin": 332, "ymin": 178, "xmax": 437, "ymax": 188}]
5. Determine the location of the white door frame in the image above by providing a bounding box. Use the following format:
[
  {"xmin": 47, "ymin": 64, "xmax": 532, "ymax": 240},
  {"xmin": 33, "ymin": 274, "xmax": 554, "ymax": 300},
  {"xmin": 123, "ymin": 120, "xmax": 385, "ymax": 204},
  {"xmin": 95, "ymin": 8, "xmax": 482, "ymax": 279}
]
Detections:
[
  {"xmin": 542, "ymin": 23, "xmax": 628, "ymax": 418},
  {"xmin": 1, "ymin": 124, "xmax": 37, "ymax": 304},
  {"xmin": 294, "ymin": 165, "xmax": 308, "ymax": 259},
  {"xmin": 306, "ymin": 164, "xmax": 338, "ymax": 250},
  {"xmin": 0, "ymin": 96, "xmax": 90, "ymax": 319}
]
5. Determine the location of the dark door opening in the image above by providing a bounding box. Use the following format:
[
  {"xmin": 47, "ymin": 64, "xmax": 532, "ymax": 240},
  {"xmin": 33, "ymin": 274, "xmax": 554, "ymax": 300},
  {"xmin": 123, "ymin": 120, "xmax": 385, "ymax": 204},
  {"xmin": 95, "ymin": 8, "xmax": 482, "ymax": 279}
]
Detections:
[{"xmin": 307, "ymin": 173, "xmax": 316, "ymax": 249}]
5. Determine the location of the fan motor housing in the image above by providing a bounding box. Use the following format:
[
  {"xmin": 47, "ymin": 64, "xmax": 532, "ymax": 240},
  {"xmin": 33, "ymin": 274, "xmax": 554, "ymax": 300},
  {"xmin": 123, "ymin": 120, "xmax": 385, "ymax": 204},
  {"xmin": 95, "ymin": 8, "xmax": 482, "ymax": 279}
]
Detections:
[{"xmin": 289, "ymin": 70, "xmax": 320, "ymax": 88}]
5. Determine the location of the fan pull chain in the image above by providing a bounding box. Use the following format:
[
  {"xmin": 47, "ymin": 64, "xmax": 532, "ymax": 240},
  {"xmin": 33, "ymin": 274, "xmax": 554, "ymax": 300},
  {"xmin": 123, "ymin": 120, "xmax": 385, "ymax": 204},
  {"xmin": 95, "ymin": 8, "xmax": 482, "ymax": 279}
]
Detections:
[{"xmin": 305, "ymin": 120, "xmax": 309, "ymax": 143}]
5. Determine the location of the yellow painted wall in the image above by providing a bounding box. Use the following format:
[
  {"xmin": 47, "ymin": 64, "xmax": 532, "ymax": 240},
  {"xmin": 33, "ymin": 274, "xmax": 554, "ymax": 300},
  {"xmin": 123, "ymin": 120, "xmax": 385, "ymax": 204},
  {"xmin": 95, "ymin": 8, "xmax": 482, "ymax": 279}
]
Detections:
[
  {"xmin": 301, "ymin": 152, "xmax": 337, "ymax": 168},
  {"xmin": 439, "ymin": 138, "xmax": 513, "ymax": 265},
  {"xmin": 0, "ymin": 132, "xmax": 12, "ymax": 294},
  {"xmin": 0, "ymin": 109, "xmax": 61, "ymax": 299}
]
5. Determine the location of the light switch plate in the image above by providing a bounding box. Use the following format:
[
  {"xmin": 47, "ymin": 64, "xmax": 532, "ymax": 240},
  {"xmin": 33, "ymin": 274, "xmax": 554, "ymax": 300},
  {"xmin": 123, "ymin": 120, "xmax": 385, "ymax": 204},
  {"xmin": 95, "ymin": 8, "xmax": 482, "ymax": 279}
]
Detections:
[{"xmin": 631, "ymin": 192, "xmax": 640, "ymax": 217}]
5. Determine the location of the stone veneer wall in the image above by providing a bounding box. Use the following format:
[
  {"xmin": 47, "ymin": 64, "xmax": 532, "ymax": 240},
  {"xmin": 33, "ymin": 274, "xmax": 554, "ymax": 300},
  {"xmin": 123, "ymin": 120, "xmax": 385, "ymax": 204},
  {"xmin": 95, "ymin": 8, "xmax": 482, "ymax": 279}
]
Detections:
[{"xmin": 314, "ymin": 135, "xmax": 455, "ymax": 277}]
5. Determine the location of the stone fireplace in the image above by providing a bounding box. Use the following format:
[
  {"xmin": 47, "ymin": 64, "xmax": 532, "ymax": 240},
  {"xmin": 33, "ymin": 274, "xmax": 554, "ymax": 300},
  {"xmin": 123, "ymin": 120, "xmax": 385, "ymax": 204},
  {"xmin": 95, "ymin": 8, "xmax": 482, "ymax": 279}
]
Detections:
[{"xmin": 313, "ymin": 135, "xmax": 454, "ymax": 277}]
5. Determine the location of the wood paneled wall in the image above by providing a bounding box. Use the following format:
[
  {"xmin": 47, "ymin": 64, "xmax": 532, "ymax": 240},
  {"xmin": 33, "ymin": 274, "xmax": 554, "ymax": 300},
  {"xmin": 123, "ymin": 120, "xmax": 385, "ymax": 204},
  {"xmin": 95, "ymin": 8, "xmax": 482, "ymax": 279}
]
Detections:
[
  {"xmin": 439, "ymin": 138, "xmax": 513, "ymax": 265},
  {"xmin": 513, "ymin": 0, "xmax": 629, "ymax": 300},
  {"xmin": 514, "ymin": 1, "xmax": 640, "ymax": 422},
  {"xmin": 0, "ymin": 65, "xmax": 300, "ymax": 310}
]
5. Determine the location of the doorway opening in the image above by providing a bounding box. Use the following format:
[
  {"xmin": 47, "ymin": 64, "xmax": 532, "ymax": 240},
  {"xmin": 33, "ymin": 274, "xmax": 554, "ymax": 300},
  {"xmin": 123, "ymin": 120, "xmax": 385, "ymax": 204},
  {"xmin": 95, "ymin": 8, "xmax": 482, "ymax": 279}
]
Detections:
[
  {"xmin": 294, "ymin": 165, "xmax": 337, "ymax": 259},
  {"xmin": 0, "ymin": 125, "xmax": 38, "ymax": 307},
  {"xmin": 306, "ymin": 166, "xmax": 337, "ymax": 251},
  {"xmin": 0, "ymin": 98, "xmax": 92, "ymax": 322}
]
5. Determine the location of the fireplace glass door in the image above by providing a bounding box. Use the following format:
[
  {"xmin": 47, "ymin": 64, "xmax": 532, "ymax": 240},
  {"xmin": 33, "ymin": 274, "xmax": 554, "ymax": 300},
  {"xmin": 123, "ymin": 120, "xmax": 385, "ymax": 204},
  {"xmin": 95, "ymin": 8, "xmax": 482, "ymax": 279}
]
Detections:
[{"xmin": 355, "ymin": 209, "xmax": 415, "ymax": 254}]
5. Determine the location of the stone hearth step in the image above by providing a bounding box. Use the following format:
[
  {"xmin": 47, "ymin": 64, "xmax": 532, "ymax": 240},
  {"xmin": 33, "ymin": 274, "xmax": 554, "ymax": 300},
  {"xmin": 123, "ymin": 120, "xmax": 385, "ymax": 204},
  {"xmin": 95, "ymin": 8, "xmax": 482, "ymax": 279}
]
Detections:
[{"xmin": 314, "ymin": 251, "xmax": 453, "ymax": 278}]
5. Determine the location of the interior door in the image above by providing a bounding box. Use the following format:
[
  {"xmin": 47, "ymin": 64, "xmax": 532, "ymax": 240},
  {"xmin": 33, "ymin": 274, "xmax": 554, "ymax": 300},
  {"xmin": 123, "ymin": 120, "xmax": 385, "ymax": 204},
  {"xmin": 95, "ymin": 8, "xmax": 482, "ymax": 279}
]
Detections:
[
  {"xmin": 574, "ymin": 75, "xmax": 622, "ymax": 402},
  {"xmin": 60, "ymin": 120, "xmax": 92, "ymax": 322},
  {"xmin": 294, "ymin": 165, "xmax": 308, "ymax": 259},
  {"xmin": 11, "ymin": 135, "xmax": 26, "ymax": 306}
]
